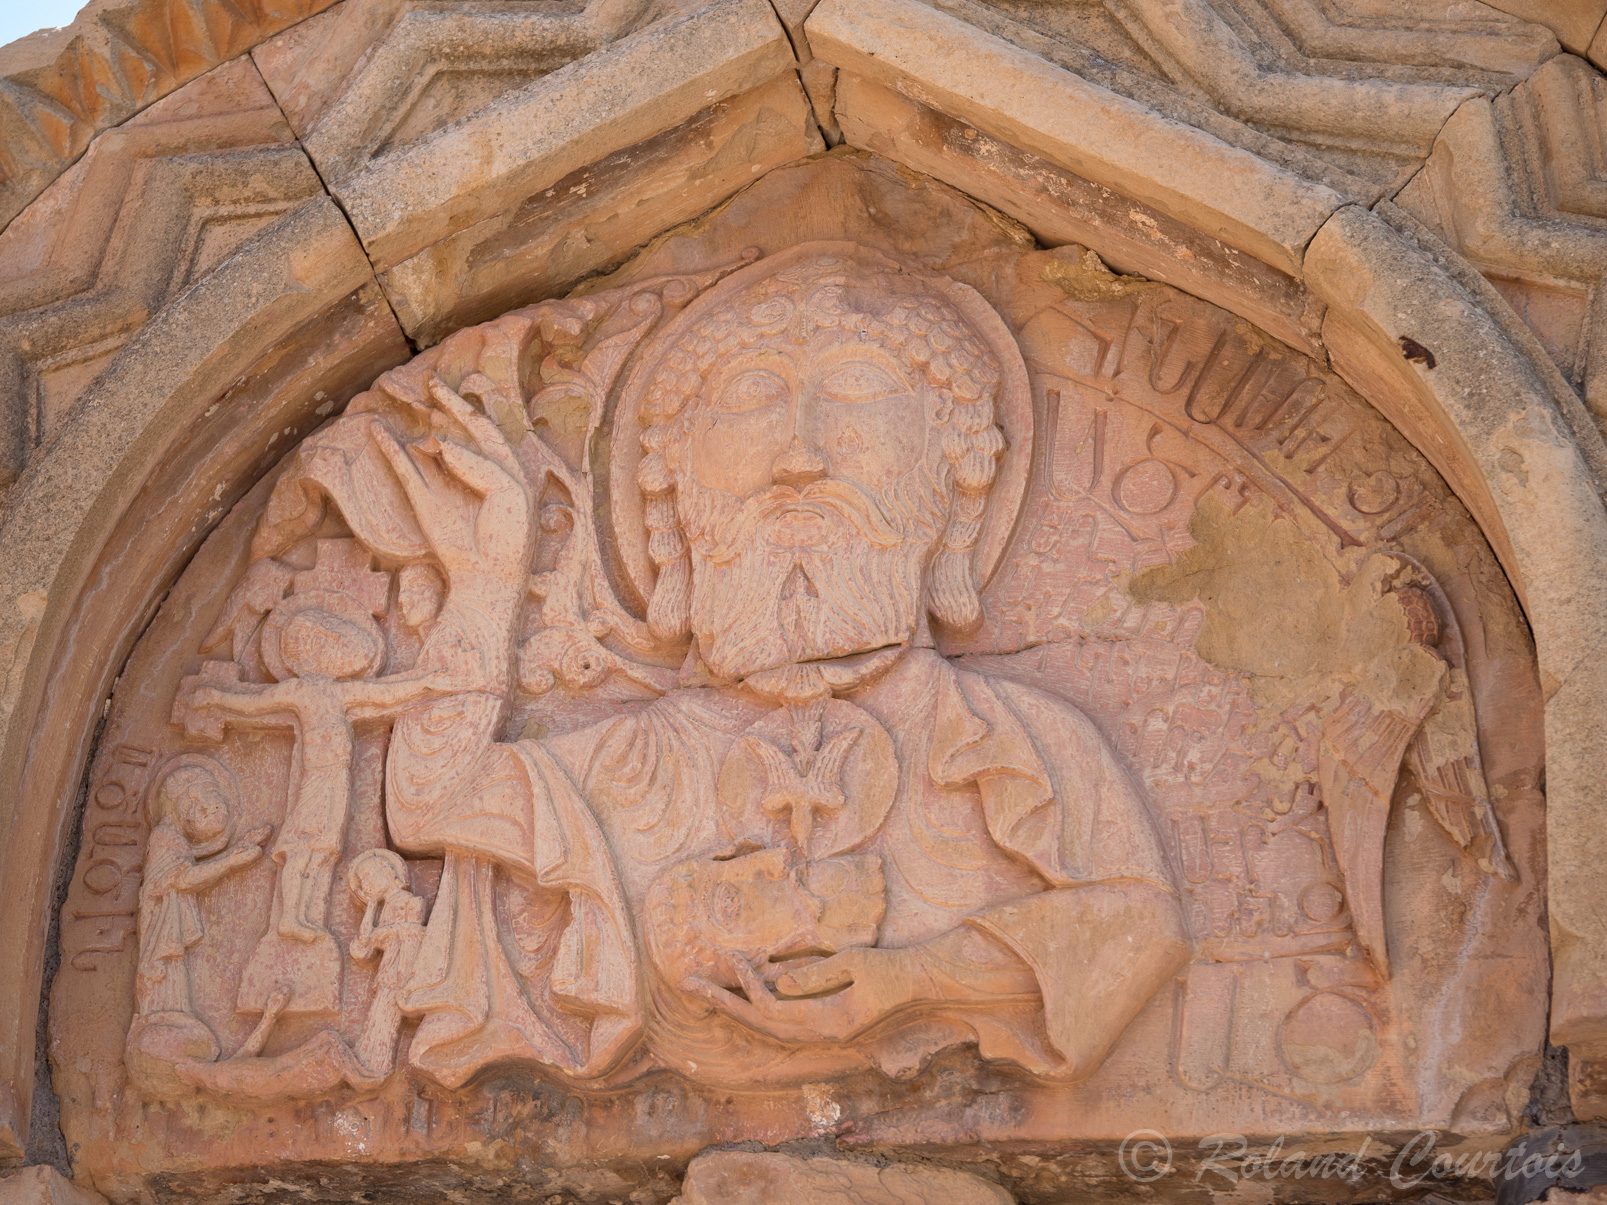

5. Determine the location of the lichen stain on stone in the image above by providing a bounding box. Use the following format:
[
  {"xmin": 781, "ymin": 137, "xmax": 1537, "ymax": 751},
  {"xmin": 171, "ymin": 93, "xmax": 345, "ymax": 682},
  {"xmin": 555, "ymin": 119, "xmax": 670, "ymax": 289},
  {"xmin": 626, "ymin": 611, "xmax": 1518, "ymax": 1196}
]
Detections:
[
  {"xmin": 1123, "ymin": 493, "xmax": 1427, "ymax": 713},
  {"xmin": 1039, "ymin": 246, "xmax": 1159, "ymax": 304}
]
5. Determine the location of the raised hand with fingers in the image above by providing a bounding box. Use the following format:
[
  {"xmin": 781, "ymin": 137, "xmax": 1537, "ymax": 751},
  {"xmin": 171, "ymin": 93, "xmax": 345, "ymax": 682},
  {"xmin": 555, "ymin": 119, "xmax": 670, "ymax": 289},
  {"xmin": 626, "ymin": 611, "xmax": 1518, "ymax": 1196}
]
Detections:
[{"xmin": 366, "ymin": 376, "xmax": 534, "ymax": 593}]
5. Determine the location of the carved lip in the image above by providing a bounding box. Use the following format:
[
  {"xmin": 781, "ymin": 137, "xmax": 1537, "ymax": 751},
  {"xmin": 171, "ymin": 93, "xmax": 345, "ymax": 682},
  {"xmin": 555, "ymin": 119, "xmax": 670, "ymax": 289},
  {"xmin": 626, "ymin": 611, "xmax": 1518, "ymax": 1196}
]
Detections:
[{"xmin": 767, "ymin": 508, "xmax": 831, "ymax": 547}]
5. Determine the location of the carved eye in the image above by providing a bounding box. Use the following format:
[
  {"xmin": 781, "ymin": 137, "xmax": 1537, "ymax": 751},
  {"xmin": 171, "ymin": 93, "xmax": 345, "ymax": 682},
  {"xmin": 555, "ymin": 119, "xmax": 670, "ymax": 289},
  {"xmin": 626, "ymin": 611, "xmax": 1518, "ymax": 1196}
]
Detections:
[
  {"xmin": 710, "ymin": 882, "xmax": 744, "ymax": 933},
  {"xmin": 820, "ymin": 362, "xmax": 906, "ymax": 404},
  {"xmin": 715, "ymin": 369, "xmax": 789, "ymax": 414}
]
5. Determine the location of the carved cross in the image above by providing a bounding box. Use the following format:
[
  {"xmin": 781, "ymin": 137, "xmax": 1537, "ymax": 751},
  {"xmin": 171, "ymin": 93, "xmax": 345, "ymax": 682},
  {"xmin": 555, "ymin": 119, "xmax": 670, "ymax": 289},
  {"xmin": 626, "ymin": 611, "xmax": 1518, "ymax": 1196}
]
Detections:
[
  {"xmin": 744, "ymin": 723, "xmax": 862, "ymax": 853},
  {"xmin": 292, "ymin": 539, "xmax": 391, "ymax": 616}
]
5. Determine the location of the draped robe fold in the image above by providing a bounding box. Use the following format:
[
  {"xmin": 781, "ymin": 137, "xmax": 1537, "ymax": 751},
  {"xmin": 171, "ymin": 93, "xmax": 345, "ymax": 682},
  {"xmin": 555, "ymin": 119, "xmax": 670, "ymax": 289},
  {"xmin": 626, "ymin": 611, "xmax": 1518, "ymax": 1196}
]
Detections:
[{"xmin": 385, "ymin": 648, "xmax": 1188, "ymax": 1087}]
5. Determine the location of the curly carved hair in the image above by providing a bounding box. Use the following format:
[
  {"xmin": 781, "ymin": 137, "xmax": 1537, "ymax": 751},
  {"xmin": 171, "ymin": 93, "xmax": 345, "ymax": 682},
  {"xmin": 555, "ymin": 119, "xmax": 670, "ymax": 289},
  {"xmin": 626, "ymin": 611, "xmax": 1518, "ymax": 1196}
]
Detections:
[
  {"xmin": 643, "ymin": 860, "xmax": 730, "ymax": 988},
  {"xmin": 635, "ymin": 257, "xmax": 1007, "ymax": 643}
]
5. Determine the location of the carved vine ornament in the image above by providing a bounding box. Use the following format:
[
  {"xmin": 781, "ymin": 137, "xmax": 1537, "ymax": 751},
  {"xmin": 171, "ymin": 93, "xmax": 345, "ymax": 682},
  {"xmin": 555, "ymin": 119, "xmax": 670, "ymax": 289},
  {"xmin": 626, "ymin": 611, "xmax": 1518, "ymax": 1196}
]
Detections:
[{"xmin": 63, "ymin": 242, "xmax": 1525, "ymax": 1119}]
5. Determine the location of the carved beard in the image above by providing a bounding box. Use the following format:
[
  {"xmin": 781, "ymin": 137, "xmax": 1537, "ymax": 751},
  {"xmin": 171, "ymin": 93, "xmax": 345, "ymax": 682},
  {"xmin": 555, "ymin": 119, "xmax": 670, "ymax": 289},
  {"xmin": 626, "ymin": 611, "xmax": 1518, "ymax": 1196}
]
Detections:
[{"xmin": 680, "ymin": 473, "xmax": 948, "ymax": 682}]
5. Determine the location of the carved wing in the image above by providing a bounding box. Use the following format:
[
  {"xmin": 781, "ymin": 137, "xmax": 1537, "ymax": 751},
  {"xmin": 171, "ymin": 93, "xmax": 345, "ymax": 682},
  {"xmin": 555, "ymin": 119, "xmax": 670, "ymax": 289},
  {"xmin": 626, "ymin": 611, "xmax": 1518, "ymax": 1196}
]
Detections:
[
  {"xmin": 1405, "ymin": 689, "xmax": 1516, "ymax": 880},
  {"xmin": 1319, "ymin": 690, "xmax": 1429, "ymax": 980},
  {"xmin": 745, "ymin": 735, "xmax": 804, "ymax": 796},
  {"xmin": 1319, "ymin": 556, "xmax": 1514, "ymax": 978},
  {"xmin": 1394, "ymin": 561, "xmax": 1517, "ymax": 882}
]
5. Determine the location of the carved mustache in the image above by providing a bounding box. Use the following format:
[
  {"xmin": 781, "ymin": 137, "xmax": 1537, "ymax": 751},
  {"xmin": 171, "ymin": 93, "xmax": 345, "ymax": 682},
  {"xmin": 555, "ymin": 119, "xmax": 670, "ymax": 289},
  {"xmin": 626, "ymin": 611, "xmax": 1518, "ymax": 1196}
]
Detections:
[{"xmin": 696, "ymin": 478, "xmax": 906, "ymax": 563}]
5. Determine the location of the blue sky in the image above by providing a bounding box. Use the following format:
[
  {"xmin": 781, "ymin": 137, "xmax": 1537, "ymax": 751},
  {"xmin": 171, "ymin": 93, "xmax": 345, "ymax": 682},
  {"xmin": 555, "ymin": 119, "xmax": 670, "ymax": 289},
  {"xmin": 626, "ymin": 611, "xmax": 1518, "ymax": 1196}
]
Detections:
[{"xmin": 0, "ymin": 0, "xmax": 88, "ymax": 49}]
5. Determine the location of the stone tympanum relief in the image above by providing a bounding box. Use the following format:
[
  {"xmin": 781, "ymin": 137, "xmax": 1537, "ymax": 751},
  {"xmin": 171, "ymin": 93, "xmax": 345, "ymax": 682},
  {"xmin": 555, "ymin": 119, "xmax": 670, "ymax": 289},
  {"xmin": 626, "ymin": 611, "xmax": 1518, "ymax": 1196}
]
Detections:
[
  {"xmin": 48, "ymin": 163, "xmax": 1546, "ymax": 1188},
  {"xmin": 136, "ymin": 242, "xmax": 1188, "ymax": 1096}
]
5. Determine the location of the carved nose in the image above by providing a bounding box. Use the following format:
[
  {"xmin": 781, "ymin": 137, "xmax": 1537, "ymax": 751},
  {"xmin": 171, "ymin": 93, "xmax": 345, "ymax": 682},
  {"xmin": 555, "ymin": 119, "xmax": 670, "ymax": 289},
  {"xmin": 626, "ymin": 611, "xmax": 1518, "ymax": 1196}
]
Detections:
[{"xmin": 771, "ymin": 439, "xmax": 828, "ymax": 487}]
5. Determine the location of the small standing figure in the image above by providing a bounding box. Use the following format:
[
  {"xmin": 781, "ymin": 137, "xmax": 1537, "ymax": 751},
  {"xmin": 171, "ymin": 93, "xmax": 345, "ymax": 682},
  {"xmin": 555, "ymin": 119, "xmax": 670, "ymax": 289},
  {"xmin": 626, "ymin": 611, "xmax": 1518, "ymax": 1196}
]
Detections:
[
  {"xmin": 174, "ymin": 846, "xmax": 427, "ymax": 1099},
  {"xmin": 347, "ymin": 849, "xmax": 428, "ymax": 1076},
  {"xmin": 126, "ymin": 756, "xmax": 269, "ymax": 1094}
]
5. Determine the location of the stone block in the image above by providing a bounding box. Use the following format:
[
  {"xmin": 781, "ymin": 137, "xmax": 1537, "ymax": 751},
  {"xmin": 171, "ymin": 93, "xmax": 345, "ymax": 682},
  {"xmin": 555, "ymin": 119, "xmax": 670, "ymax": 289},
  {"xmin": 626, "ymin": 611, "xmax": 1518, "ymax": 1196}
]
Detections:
[
  {"xmin": 0, "ymin": 1167, "xmax": 106, "ymax": 1205},
  {"xmin": 1393, "ymin": 59, "xmax": 1607, "ymax": 435},
  {"xmin": 0, "ymin": 0, "xmax": 339, "ymax": 231},
  {"xmin": 1480, "ymin": 0, "xmax": 1607, "ymax": 55},
  {"xmin": 675, "ymin": 1151, "xmax": 1015, "ymax": 1204},
  {"xmin": 332, "ymin": 0, "xmax": 797, "ymax": 269},
  {"xmin": 42, "ymin": 159, "xmax": 1549, "ymax": 1198},
  {"xmin": 379, "ymin": 73, "xmax": 823, "ymax": 345},
  {"xmin": 253, "ymin": 0, "xmax": 659, "ymax": 187},
  {"xmin": 832, "ymin": 71, "xmax": 1325, "ymax": 355},
  {"xmin": 1307, "ymin": 204, "xmax": 1604, "ymax": 626},
  {"xmin": 1117, "ymin": 0, "xmax": 1490, "ymax": 181},
  {"xmin": 1306, "ymin": 204, "xmax": 1607, "ymax": 1057},
  {"xmin": 1544, "ymin": 634, "xmax": 1607, "ymax": 1053},
  {"xmin": 0, "ymin": 0, "xmax": 1600, "ymax": 1193},
  {"xmin": 0, "ymin": 195, "xmax": 406, "ymax": 1160},
  {"xmin": 863, "ymin": 0, "xmax": 1552, "ymax": 192},
  {"xmin": 0, "ymin": 56, "xmax": 324, "ymax": 491},
  {"xmin": 800, "ymin": 60, "xmax": 841, "ymax": 143},
  {"xmin": 808, "ymin": 0, "xmax": 1345, "ymax": 276}
]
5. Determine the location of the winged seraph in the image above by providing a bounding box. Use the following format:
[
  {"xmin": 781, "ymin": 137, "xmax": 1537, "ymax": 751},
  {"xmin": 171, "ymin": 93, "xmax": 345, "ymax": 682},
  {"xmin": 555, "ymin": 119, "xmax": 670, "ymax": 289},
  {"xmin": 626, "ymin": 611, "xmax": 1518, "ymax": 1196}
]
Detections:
[
  {"xmin": 747, "ymin": 728, "xmax": 863, "ymax": 853},
  {"xmin": 1319, "ymin": 554, "xmax": 1515, "ymax": 980}
]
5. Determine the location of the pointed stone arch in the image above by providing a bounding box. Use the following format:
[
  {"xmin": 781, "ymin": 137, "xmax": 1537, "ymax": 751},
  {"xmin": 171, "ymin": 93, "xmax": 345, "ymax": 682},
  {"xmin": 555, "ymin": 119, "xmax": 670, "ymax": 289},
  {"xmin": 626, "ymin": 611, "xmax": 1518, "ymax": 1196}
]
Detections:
[{"xmin": 2, "ymin": 0, "xmax": 1607, "ymax": 1168}]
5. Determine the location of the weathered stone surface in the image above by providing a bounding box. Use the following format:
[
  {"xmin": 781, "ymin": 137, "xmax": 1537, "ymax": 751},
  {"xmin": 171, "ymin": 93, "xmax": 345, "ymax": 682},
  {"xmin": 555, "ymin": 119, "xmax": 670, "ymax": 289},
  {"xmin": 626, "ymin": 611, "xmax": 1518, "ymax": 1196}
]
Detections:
[
  {"xmin": 921, "ymin": 0, "xmax": 1555, "ymax": 190},
  {"xmin": 0, "ymin": 0, "xmax": 1562, "ymax": 249},
  {"xmin": 1482, "ymin": 0, "xmax": 1607, "ymax": 55},
  {"xmin": 0, "ymin": 195, "xmax": 407, "ymax": 1161},
  {"xmin": 46, "ymin": 160, "xmax": 1545, "ymax": 1202},
  {"xmin": 831, "ymin": 72, "xmax": 1325, "ymax": 355},
  {"xmin": 808, "ymin": 0, "xmax": 1346, "ymax": 276},
  {"xmin": 1304, "ymin": 203, "xmax": 1607, "ymax": 1065},
  {"xmin": 253, "ymin": 0, "xmax": 661, "ymax": 186},
  {"xmin": 674, "ymin": 1151, "xmax": 1015, "ymax": 1204},
  {"xmin": 1110, "ymin": 0, "xmax": 1482, "ymax": 187},
  {"xmin": 0, "ymin": 56, "xmax": 323, "ymax": 492},
  {"xmin": 1307, "ymin": 204, "xmax": 1607, "ymax": 650},
  {"xmin": 1396, "ymin": 55, "xmax": 1607, "ymax": 434},
  {"xmin": 331, "ymin": 0, "xmax": 798, "ymax": 269},
  {"xmin": 0, "ymin": 1167, "xmax": 107, "ymax": 1205},
  {"xmin": 1, "ymin": 0, "xmax": 1606, "ymax": 1192},
  {"xmin": 378, "ymin": 73, "xmax": 823, "ymax": 345},
  {"xmin": 918, "ymin": 0, "xmax": 1359, "ymax": 204},
  {"xmin": 0, "ymin": 0, "xmax": 339, "ymax": 233}
]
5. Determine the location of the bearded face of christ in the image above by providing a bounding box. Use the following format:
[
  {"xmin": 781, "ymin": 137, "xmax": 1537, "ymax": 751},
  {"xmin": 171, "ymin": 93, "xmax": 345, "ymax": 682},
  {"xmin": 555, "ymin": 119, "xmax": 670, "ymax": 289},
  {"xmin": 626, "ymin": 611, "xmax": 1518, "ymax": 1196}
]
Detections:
[{"xmin": 670, "ymin": 324, "xmax": 956, "ymax": 682}]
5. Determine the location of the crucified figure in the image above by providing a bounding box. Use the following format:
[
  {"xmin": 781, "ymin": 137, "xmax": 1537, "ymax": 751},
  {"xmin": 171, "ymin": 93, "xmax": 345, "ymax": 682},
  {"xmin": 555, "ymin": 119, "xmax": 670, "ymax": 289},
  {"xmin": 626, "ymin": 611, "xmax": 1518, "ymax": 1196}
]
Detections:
[
  {"xmin": 174, "ymin": 375, "xmax": 538, "ymax": 1026},
  {"xmin": 177, "ymin": 662, "xmax": 451, "ymax": 938}
]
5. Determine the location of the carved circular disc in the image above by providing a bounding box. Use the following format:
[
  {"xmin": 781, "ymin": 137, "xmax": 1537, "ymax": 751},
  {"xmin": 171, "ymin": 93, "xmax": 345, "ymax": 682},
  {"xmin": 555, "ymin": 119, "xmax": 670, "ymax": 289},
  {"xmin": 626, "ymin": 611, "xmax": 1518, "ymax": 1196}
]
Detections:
[
  {"xmin": 1278, "ymin": 991, "xmax": 1379, "ymax": 1083},
  {"xmin": 260, "ymin": 589, "xmax": 386, "ymax": 682},
  {"xmin": 610, "ymin": 240, "xmax": 1033, "ymax": 613}
]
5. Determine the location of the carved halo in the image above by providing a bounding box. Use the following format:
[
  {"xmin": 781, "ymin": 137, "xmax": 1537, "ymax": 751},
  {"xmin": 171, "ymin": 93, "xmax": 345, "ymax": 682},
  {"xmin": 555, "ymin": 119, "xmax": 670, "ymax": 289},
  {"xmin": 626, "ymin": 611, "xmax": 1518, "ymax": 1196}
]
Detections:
[
  {"xmin": 145, "ymin": 753, "xmax": 241, "ymax": 843},
  {"xmin": 259, "ymin": 589, "xmax": 386, "ymax": 682},
  {"xmin": 608, "ymin": 240, "xmax": 1033, "ymax": 612}
]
